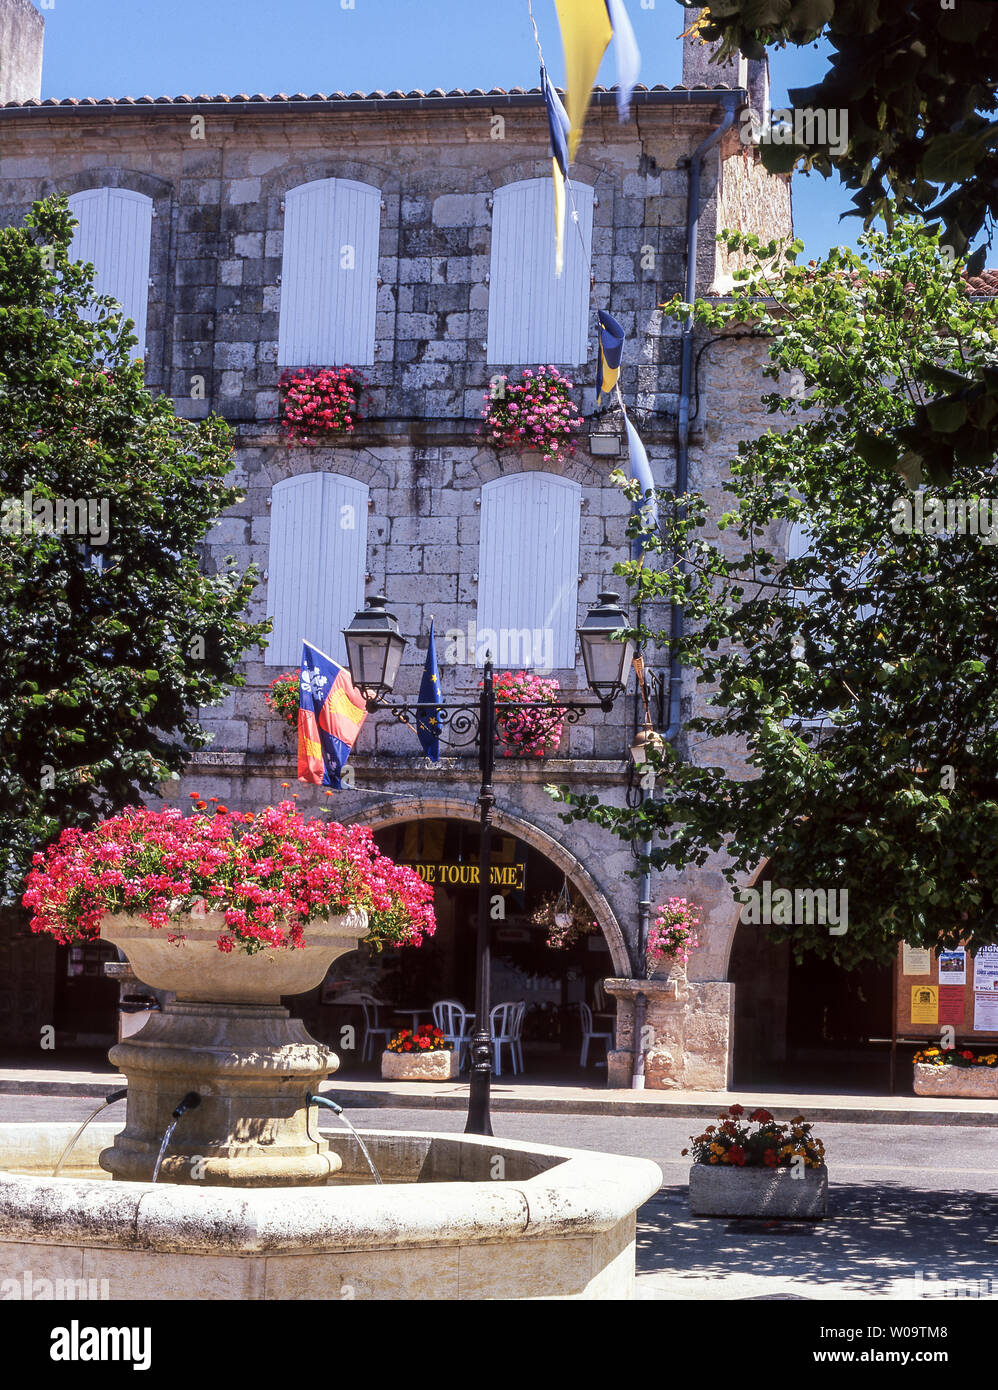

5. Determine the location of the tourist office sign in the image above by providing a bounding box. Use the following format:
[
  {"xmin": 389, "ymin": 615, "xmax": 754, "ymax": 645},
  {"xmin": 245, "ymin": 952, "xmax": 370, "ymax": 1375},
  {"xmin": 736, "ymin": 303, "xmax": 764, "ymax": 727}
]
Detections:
[{"xmin": 404, "ymin": 862, "xmax": 525, "ymax": 890}]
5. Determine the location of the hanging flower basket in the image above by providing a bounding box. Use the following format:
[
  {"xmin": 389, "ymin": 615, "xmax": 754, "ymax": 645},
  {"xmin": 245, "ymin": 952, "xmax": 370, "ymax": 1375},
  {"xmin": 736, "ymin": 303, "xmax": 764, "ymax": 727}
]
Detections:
[
  {"xmin": 488, "ymin": 670, "xmax": 566, "ymax": 757},
  {"xmin": 480, "ymin": 366, "xmax": 583, "ymax": 463},
  {"xmin": 278, "ymin": 365, "xmax": 368, "ymax": 444},
  {"xmin": 531, "ymin": 878, "xmax": 599, "ymax": 949},
  {"xmin": 265, "ymin": 671, "xmax": 300, "ymax": 729}
]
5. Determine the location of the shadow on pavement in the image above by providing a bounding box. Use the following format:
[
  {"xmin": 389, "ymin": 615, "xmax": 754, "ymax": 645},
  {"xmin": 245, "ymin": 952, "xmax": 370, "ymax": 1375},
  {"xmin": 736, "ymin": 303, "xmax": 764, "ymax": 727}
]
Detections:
[{"xmin": 638, "ymin": 1183, "xmax": 998, "ymax": 1296}]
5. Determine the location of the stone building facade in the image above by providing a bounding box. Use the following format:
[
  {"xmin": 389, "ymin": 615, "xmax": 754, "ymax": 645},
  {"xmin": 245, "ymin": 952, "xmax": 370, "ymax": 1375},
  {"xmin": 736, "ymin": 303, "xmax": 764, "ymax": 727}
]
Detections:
[{"xmin": 0, "ymin": 10, "xmax": 794, "ymax": 1086}]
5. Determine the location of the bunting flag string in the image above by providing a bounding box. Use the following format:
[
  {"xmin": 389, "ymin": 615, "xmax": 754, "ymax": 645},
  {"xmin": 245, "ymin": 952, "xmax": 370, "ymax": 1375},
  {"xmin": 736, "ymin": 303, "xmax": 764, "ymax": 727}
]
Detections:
[
  {"xmin": 527, "ymin": 0, "xmax": 652, "ymax": 551},
  {"xmin": 553, "ymin": 0, "xmax": 613, "ymax": 165},
  {"xmin": 541, "ymin": 64, "xmax": 571, "ymax": 277}
]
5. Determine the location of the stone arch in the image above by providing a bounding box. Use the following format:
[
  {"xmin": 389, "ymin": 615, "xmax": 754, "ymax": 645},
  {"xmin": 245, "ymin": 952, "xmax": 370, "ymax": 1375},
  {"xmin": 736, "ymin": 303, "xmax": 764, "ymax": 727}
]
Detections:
[{"xmin": 347, "ymin": 793, "xmax": 632, "ymax": 977}]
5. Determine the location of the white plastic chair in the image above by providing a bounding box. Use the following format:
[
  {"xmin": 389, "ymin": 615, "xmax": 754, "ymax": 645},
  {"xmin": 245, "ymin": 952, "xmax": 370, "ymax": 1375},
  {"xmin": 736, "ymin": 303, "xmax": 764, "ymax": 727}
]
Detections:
[
  {"xmin": 490, "ymin": 1000, "xmax": 525, "ymax": 1077},
  {"xmin": 578, "ymin": 1001, "xmax": 613, "ymax": 1068},
  {"xmin": 432, "ymin": 999, "xmax": 473, "ymax": 1069},
  {"xmin": 357, "ymin": 993, "xmax": 393, "ymax": 1062}
]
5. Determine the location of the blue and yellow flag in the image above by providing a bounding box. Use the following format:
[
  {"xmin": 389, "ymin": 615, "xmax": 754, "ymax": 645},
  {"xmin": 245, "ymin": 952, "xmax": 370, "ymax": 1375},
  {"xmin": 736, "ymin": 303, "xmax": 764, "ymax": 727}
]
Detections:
[
  {"xmin": 596, "ymin": 309, "xmax": 626, "ymax": 401},
  {"xmin": 416, "ymin": 620, "xmax": 443, "ymax": 763},
  {"xmin": 554, "ymin": 0, "xmax": 613, "ymax": 164},
  {"xmin": 297, "ymin": 641, "xmax": 367, "ymax": 788},
  {"xmin": 604, "ymin": 0, "xmax": 641, "ymax": 121},
  {"xmin": 541, "ymin": 64, "xmax": 571, "ymax": 276}
]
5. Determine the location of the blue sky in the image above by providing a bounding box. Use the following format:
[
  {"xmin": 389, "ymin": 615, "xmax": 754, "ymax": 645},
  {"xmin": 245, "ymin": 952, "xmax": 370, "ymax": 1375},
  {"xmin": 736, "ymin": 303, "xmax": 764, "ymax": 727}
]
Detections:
[{"xmin": 34, "ymin": 0, "xmax": 870, "ymax": 263}]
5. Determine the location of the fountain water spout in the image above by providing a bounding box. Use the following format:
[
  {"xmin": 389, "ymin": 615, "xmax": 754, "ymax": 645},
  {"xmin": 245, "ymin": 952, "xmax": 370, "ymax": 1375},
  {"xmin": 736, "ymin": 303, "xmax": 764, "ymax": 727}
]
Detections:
[
  {"xmin": 306, "ymin": 1092, "xmax": 382, "ymax": 1185},
  {"xmin": 152, "ymin": 1092, "xmax": 202, "ymax": 1184}
]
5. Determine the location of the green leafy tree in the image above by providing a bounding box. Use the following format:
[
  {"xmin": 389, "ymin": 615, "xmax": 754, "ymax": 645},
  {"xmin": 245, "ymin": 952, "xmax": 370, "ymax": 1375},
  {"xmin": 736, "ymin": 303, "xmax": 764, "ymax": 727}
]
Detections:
[
  {"xmin": 0, "ymin": 196, "xmax": 269, "ymax": 904},
  {"xmin": 679, "ymin": 0, "xmax": 998, "ymax": 486},
  {"xmin": 681, "ymin": 0, "xmax": 997, "ymax": 264},
  {"xmin": 553, "ymin": 219, "xmax": 998, "ymax": 965}
]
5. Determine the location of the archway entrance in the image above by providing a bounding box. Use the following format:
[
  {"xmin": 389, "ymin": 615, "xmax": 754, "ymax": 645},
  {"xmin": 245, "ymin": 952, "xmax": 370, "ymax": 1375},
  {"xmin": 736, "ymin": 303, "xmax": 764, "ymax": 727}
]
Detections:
[
  {"xmin": 729, "ymin": 865, "xmax": 894, "ymax": 1093},
  {"xmin": 307, "ymin": 814, "xmax": 622, "ymax": 1083}
]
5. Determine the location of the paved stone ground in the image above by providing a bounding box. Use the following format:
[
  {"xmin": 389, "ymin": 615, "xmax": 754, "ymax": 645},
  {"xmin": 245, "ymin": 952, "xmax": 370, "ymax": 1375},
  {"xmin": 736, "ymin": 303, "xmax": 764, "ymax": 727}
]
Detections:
[{"xmin": 5, "ymin": 1096, "xmax": 997, "ymax": 1301}]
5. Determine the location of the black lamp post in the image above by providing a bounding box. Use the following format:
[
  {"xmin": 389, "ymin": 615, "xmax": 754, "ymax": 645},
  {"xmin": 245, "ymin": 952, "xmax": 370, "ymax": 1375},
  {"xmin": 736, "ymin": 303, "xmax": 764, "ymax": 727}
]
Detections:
[{"xmin": 343, "ymin": 591, "xmax": 633, "ymax": 1136}]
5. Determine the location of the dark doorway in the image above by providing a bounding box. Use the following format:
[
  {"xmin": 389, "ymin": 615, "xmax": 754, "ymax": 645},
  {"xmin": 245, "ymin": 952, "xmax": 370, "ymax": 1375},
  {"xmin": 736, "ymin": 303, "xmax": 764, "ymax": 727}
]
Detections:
[
  {"xmin": 53, "ymin": 939, "xmax": 119, "ymax": 1045},
  {"xmin": 299, "ymin": 818, "xmax": 616, "ymax": 1082},
  {"xmin": 730, "ymin": 892, "xmax": 894, "ymax": 1092}
]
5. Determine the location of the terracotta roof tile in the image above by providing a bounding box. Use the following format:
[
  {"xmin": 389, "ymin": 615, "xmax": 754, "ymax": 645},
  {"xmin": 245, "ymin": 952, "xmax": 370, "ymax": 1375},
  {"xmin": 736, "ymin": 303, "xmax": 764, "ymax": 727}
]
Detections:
[{"xmin": 1, "ymin": 82, "xmax": 734, "ymax": 111}]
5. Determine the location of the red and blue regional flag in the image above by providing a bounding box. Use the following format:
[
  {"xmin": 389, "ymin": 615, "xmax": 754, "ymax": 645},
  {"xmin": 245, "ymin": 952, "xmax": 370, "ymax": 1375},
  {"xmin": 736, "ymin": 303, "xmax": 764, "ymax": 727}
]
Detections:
[{"xmin": 297, "ymin": 641, "xmax": 368, "ymax": 788}]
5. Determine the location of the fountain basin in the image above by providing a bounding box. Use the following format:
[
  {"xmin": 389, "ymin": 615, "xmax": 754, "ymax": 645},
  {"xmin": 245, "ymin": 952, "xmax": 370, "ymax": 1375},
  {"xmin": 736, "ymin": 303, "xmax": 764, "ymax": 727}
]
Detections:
[{"xmin": 0, "ymin": 1122, "xmax": 662, "ymax": 1300}]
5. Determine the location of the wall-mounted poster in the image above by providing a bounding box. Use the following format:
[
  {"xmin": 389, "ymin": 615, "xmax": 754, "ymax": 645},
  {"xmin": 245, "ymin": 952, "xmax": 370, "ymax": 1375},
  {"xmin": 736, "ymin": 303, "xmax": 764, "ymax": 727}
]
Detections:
[
  {"xmin": 973, "ymin": 945, "xmax": 998, "ymax": 993},
  {"xmin": 974, "ymin": 992, "xmax": 998, "ymax": 1032},
  {"xmin": 902, "ymin": 943, "xmax": 932, "ymax": 975},
  {"xmin": 911, "ymin": 985, "xmax": 939, "ymax": 1025},
  {"xmin": 938, "ymin": 986, "xmax": 965, "ymax": 1026},
  {"xmin": 938, "ymin": 949, "xmax": 967, "ymax": 985}
]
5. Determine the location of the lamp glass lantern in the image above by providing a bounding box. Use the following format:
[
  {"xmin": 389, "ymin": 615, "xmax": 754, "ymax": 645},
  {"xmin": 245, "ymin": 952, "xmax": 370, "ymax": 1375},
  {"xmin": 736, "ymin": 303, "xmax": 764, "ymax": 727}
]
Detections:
[
  {"xmin": 343, "ymin": 595, "xmax": 407, "ymax": 701},
  {"xmin": 577, "ymin": 591, "xmax": 635, "ymax": 704}
]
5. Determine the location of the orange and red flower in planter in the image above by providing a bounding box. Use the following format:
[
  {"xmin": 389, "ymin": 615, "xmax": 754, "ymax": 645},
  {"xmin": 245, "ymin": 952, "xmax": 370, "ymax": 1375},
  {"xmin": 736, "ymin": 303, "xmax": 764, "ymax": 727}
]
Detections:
[
  {"xmin": 278, "ymin": 365, "xmax": 368, "ymax": 444},
  {"xmin": 386, "ymin": 1024, "xmax": 451, "ymax": 1055},
  {"xmin": 913, "ymin": 1046, "xmax": 998, "ymax": 1067},
  {"xmin": 682, "ymin": 1105, "xmax": 826, "ymax": 1170}
]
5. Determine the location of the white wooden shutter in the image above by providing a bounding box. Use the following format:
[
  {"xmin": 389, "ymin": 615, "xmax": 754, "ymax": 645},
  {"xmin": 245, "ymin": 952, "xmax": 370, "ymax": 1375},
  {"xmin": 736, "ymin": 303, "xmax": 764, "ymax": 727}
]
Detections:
[
  {"xmin": 486, "ymin": 179, "xmax": 594, "ymax": 365},
  {"xmin": 265, "ymin": 473, "xmax": 369, "ymax": 666},
  {"xmin": 67, "ymin": 188, "xmax": 152, "ymax": 358},
  {"xmin": 278, "ymin": 178, "xmax": 380, "ymax": 366},
  {"xmin": 477, "ymin": 473, "xmax": 581, "ymax": 669}
]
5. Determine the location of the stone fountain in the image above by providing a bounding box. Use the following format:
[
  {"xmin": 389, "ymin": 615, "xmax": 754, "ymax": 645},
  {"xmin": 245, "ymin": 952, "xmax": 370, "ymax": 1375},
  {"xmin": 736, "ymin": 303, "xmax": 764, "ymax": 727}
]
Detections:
[{"xmin": 0, "ymin": 910, "xmax": 662, "ymax": 1300}]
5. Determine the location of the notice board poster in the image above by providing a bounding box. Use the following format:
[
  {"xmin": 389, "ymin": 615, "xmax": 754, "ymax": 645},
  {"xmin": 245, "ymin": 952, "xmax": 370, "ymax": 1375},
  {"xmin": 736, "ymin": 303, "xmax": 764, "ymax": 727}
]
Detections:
[{"xmin": 895, "ymin": 943, "xmax": 998, "ymax": 1040}]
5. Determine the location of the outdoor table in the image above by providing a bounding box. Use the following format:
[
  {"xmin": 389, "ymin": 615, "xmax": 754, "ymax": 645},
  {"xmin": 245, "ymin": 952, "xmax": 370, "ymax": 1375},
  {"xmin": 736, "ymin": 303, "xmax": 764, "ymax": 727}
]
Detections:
[{"xmin": 392, "ymin": 1006, "xmax": 432, "ymax": 1032}]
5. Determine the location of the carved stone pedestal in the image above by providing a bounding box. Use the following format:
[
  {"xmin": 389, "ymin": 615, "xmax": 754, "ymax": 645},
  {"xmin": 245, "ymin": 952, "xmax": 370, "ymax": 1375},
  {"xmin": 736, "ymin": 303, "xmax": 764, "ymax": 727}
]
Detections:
[
  {"xmin": 97, "ymin": 908, "xmax": 368, "ymax": 1186},
  {"xmin": 102, "ymin": 1000, "xmax": 341, "ymax": 1186}
]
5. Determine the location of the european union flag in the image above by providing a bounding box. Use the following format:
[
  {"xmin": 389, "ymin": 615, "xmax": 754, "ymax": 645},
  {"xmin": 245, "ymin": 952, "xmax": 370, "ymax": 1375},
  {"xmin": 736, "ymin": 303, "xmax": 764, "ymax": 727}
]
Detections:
[
  {"xmin": 297, "ymin": 641, "xmax": 367, "ymax": 788},
  {"xmin": 416, "ymin": 620, "xmax": 442, "ymax": 763}
]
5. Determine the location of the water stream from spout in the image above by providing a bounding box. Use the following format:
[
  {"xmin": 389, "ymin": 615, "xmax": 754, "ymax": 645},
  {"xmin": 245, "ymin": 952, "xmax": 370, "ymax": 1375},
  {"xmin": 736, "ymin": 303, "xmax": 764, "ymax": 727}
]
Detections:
[
  {"xmin": 333, "ymin": 1112, "xmax": 383, "ymax": 1185},
  {"xmin": 151, "ymin": 1118, "xmax": 179, "ymax": 1184},
  {"xmin": 306, "ymin": 1092, "xmax": 383, "ymax": 1184},
  {"xmin": 53, "ymin": 1088, "xmax": 127, "ymax": 1177},
  {"xmin": 152, "ymin": 1092, "xmax": 201, "ymax": 1183}
]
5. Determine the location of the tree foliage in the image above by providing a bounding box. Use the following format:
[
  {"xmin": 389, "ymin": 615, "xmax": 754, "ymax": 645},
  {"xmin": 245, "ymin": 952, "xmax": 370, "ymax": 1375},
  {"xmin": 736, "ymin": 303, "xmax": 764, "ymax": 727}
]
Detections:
[
  {"xmin": 553, "ymin": 220, "xmax": 998, "ymax": 965},
  {"xmin": 0, "ymin": 197, "xmax": 269, "ymax": 905},
  {"xmin": 681, "ymin": 0, "xmax": 997, "ymax": 269}
]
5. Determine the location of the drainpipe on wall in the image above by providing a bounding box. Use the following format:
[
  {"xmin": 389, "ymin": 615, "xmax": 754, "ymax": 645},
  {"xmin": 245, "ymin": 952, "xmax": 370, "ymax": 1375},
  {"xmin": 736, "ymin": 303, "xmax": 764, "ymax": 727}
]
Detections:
[
  {"xmin": 664, "ymin": 91, "xmax": 741, "ymax": 745},
  {"xmin": 632, "ymin": 93, "xmax": 741, "ymax": 1090}
]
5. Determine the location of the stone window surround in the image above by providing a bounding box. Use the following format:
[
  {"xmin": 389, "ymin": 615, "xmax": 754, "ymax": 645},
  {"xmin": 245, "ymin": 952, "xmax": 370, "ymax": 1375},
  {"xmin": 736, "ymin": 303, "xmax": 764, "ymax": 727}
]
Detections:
[{"xmin": 248, "ymin": 443, "xmax": 610, "ymax": 654}]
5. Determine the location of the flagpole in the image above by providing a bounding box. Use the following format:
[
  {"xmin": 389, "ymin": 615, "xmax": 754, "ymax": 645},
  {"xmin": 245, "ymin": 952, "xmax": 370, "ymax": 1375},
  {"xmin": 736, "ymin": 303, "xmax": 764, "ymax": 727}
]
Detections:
[{"xmin": 465, "ymin": 654, "xmax": 496, "ymax": 1136}]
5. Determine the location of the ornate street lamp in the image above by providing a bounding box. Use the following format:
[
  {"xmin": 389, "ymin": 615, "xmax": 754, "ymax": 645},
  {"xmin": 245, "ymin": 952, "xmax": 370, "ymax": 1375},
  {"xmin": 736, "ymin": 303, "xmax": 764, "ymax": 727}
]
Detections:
[
  {"xmin": 578, "ymin": 591, "xmax": 635, "ymax": 707},
  {"xmin": 342, "ymin": 591, "xmax": 633, "ymax": 1136},
  {"xmin": 342, "ymin": 594, "xmax": 406, "ymax": 702}
]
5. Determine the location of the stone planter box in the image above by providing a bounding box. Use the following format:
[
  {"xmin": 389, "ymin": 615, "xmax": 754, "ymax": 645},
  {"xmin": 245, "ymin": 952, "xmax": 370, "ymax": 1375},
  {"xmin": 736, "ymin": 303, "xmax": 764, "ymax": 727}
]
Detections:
[
  {"xmin": 913, "ymin": 1063, "xmax": 998, "ymax": 1098},
  {"xmin": 689, "ymin": 1163, "xmax": 828, "ymax": 1219},
  {"xmin": 381, "ymin": 1048, "xmax": 460, "ymax": 1081}
]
